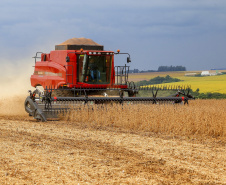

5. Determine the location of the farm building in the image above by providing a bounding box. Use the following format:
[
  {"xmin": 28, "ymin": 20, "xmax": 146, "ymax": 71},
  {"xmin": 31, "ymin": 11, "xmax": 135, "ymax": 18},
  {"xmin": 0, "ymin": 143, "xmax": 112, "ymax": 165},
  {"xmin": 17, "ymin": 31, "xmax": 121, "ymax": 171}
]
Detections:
[
  {"xmin": 185, "ymin": 73, "xmax": 197, "ymax": 76},
  {"xmin": 201, "ymin": 71, "xmax": 210, "ymax": 76},
  {"xmin": 201, "ymin": 71, "xmax": 223, "ymax": 76}
]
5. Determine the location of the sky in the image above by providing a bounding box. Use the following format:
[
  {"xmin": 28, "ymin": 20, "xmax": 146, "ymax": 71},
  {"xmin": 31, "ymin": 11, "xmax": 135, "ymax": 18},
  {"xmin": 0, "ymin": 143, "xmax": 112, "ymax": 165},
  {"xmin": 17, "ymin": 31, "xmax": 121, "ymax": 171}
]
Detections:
[{"xmin": 1, "ymin": 0, "xmax": 226, "ymax": 72}]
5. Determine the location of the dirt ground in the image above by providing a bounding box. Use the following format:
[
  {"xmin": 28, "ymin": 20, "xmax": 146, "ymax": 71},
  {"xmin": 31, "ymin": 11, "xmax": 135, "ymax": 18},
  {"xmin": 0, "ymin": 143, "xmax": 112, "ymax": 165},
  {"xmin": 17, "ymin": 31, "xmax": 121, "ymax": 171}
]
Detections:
[{"xmin": 0, "ymin": 115, "xmax": 225, "ymax": 184}]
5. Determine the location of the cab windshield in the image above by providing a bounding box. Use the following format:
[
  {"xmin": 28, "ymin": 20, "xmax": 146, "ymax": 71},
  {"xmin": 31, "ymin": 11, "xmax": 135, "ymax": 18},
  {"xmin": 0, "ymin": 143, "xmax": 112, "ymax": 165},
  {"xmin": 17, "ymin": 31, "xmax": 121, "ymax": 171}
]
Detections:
[{"xmin": 77, "ymin": 54, "xmax": 112, "ymax": 84}]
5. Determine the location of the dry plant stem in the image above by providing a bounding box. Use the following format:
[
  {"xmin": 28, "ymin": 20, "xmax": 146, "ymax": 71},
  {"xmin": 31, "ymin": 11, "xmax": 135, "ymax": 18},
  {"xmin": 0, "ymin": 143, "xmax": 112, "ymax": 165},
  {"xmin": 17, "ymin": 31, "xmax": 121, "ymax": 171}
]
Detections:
[{"xmin": 65, "ymin": 100, "xmax": 226, "ymax": 139}]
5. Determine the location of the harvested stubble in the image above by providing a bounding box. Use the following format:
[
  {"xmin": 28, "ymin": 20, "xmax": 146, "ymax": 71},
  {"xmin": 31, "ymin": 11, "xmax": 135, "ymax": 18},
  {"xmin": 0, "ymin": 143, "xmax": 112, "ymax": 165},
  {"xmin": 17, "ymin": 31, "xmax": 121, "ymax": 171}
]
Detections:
[{"xmin": 64, "ymin": 100, "xmax": 226, "ymax": 139}]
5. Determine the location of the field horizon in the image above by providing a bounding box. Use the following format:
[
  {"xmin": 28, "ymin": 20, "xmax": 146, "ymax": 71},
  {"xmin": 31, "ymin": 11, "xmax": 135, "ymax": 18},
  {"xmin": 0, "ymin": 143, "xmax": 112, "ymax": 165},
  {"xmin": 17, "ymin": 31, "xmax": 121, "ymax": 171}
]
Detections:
[{"xmin": 129, "ymin": 70, "xmax": 226, "ymax": 94}]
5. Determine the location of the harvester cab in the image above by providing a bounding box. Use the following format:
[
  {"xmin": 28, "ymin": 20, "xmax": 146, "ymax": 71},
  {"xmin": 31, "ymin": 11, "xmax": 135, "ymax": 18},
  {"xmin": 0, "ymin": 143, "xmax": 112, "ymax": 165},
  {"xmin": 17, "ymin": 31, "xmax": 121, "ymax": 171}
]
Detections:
[{"xmin": 25, "ymin": 38, "xmax": 195, "ymax": 121}]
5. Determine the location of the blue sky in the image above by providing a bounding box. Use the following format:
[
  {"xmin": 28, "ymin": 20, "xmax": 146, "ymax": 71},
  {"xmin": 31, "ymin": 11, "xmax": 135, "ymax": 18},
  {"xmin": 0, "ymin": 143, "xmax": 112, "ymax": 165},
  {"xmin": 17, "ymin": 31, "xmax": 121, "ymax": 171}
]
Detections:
[{"xmin": 1, "ymin": 0, "xmax": 226, "ymax": 71}]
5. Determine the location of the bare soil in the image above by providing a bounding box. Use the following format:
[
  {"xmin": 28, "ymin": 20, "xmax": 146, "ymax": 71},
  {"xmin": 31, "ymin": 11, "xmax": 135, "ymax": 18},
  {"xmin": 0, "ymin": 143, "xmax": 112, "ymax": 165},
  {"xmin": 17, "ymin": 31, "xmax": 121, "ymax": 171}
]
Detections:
[{"xmin": 0, "ymin": 115, "xmax": 225, "ymax": 184}]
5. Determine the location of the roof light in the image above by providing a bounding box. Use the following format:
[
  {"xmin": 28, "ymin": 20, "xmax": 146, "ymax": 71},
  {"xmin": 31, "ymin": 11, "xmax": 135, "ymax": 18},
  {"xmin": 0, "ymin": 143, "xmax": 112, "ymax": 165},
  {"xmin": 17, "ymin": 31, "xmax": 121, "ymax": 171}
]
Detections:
[
  {"xmin": 117, "ymin": 49, "xmax": 120, "ymax": 53},
  {"xmin": 80, "ymin": 48, "xmax": 83, "ymax": 52}
]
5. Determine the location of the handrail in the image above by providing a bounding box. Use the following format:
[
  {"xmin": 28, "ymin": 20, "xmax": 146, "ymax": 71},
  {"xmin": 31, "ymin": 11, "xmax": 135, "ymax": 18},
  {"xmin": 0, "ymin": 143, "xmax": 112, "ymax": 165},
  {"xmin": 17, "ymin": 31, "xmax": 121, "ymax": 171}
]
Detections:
[{"xmin": 32, "ymin": 52, "xmax": 43, "ymax": 63}]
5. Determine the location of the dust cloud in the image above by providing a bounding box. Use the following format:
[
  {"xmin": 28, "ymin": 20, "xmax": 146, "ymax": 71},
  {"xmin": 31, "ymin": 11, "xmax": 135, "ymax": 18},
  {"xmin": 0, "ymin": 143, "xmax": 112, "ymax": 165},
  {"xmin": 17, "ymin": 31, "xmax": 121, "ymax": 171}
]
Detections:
[{"xmin": 0, "ymin": 59, "xmax": 34, "ymax": 117}]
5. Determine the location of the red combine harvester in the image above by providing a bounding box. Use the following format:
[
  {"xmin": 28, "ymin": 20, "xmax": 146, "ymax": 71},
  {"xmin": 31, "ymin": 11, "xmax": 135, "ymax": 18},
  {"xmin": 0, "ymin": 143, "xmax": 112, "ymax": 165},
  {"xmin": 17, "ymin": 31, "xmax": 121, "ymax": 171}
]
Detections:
[{"xmin": 25, "ymin": 38, "xmax": 194, "ymax": 121}]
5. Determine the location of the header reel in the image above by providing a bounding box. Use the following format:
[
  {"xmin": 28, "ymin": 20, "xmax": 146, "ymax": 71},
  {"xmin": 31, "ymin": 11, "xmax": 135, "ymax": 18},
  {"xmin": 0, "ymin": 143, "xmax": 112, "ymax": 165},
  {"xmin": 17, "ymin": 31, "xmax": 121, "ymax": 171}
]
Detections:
[{"xmin": 24, "ymin": 84, "xmax": 195, "ymax": 122}]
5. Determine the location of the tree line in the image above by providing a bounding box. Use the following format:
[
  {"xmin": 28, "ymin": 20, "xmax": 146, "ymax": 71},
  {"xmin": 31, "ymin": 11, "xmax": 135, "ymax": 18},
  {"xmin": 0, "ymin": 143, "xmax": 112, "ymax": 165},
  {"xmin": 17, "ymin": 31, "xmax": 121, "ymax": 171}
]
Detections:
[
  {"xmin": 135, "ymin": 75, "xmax": 181, "ymax": 87},
  {"xmin": 158, "ymin": 65, "xmax": 186, "ymax": 72}
]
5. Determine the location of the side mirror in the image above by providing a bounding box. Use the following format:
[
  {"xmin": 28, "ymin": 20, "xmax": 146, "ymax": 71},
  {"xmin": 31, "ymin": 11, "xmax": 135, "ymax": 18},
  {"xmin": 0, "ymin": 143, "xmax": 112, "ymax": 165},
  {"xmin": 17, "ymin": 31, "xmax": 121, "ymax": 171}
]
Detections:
[
  {"xmin": 66, "ymin": 56, "xmax": 70, "ymax": 62},
  {"xmin": 127, "ymin": 57, "xmax": 131, "ymax": 63}
]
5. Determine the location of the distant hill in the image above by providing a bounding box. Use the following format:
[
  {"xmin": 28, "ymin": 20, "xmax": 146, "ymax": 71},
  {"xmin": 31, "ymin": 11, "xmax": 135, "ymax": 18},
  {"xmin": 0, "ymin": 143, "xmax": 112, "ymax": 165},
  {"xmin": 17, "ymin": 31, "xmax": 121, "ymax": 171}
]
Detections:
[{"xmin": 211, "ymin": 68, "xmax": 226, "ymax": 70}]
